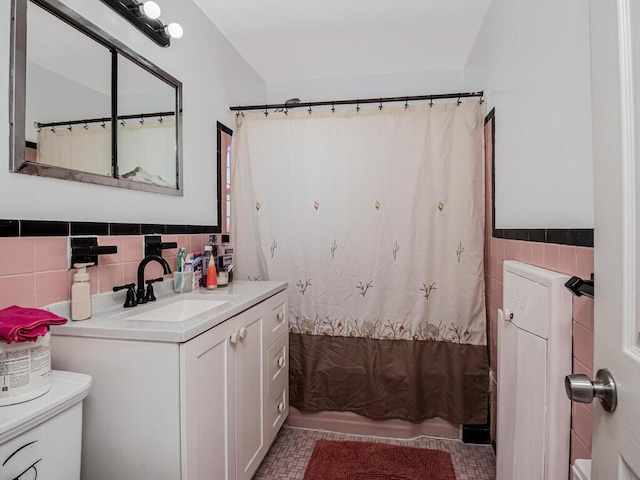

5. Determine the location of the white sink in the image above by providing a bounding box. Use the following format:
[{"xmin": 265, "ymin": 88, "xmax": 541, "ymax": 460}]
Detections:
[{"xmin": 126, "ymin": 299, "xmax": 229, "ymax": 322}]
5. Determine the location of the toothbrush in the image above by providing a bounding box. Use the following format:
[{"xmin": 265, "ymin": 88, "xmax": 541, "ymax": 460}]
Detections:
[
  {"xmin": 177, "ymin": 248, "xmax": 186, "ymax": 272},
  {"xmin": 191, "ymin": 256, "xmax": 202, "ymax": 271}
]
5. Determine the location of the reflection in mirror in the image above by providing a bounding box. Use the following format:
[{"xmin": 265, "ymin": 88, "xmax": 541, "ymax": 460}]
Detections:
[
  {"xmin": 11, "ymin": 0, "xmax": 183, "ymax": 196},
  {"xmin": 117, "ymin": 55, "xmax": 177, "ymax": 188},
  {"xmin": 25, "ymin": 0, "xmax": 112, "ymax": 176}
]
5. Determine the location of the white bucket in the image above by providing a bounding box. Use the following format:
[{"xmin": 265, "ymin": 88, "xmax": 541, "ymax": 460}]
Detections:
[{"xmin": 0, "ymin": 331, "xmax": 52, "ymax": 406}]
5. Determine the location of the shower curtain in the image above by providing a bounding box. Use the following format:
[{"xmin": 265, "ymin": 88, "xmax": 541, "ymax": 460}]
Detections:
[
  {"xmin": 232, "ymin": 102, "xmax": 489, "ymax": 424},
  {"xmin": 37, "ymin": 119, "xmax": 177, "ymax": 186}
]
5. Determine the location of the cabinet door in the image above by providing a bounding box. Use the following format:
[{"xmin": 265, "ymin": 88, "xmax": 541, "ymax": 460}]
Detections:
[
  {"xmin": 234, "ymin": 302, "xmax": 267, "ymax": 480},
  {"xmin": 181, "ymin": 319, "xmax": 237, "ymax": 480}
]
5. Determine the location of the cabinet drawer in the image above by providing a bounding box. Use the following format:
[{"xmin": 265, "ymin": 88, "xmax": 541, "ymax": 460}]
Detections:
[
  {"xmin": 267, "ymin": 380, "xmax": 289, "ymax": 435},
  {"xmin": 263, "ymin": 292, "xmax": 287, "ymax": 348},
  {"xmin": 267, "ymin": 334, "xmax": 288, "ymax": 396}
]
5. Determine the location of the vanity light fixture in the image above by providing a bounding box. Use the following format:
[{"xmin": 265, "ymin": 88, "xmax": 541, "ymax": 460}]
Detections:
[
  {"xmin": 100, "ymin": 0, "xmax": 183, "ymax": 47},
  {"xmin": 162, "ymin": 22, "xmax": 183, "ymax": 39},
  {"xmin": 136, "ymin": 1, "xmax": 161, "ymax": 20}
]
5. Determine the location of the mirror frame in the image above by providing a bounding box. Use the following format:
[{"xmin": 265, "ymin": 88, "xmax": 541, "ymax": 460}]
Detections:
[
  {"xmin": 216, "ymin": 122, "xmax": 233, "ymax": 235},
  {"xmin": 9, "ymin": 0, "xmax": 184, "ymax": 196}
]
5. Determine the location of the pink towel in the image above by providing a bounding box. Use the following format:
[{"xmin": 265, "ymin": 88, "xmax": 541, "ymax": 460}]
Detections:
[{"xmin": 0, "ymin": 305, "xmax": 67, "ymax": 344}]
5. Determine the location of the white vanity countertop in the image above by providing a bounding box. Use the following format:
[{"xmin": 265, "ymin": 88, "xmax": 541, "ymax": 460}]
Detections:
[{"xmin": 48, "ymin": 281, "xmax": 288, "ymax": 343}]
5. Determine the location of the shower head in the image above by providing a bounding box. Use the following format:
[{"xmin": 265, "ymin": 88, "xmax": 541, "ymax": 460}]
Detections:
[{"xmin": 274, "ymin": 98, "xmax": 302, "ymax": 112}]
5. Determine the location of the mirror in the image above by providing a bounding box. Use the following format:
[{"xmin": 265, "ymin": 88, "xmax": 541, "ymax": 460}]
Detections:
[
  {"xmin": 117, "ymin": 56, "xmax": 178, "ymax": 188},
  {"xmin": 10, "ymin": 0, "xmax": 183, "ymax": 195},
  {"xmin": 25, "ymin": 1, "xmax": 112, "ymax": 176}
]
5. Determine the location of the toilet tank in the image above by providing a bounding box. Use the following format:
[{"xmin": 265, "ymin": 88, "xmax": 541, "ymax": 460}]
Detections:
[
  {"xmin": 0, "ymin": 371, "xmax": 91, "ymax": 480},
  {"xmin": 497, "ymin": 261, "xmax": 573, "ymax": 480}
]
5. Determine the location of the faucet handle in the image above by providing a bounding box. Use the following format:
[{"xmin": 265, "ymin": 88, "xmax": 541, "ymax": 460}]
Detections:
[
  {"xmin": 113, "ymin": 283, "xmax": 137, "ymax": 308},
  {"xmin": 145, "ymin": 236, "xmax": 178, "ymax": 257},
  {"xmin": 145, "ymin": 277, "xmax": 164, "ymax": 302}
]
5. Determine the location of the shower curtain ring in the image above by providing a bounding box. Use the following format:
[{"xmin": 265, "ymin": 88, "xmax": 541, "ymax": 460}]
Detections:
[
  {"xmin": 264, "ymin": 106, "xmax": 269, "ymax": 117},
  {"xmin": 405, "ymin": 97, "xmax": 409, "ymax": 109},
  {"xmin": 331, "ymin": 102, "xmax": 335, "ymax": 113},
  {"xmin": 430, "ymin": 97, "xmax": 434, "ymax": 108},
  {"xmin": 101, "ymin": 121, "xmax": 106, "ymax": 129},
  {"xmin": 356, "ymin": 102, "xmax": 360, "ymax": 112},
  {"xmin": 159, "ymin": 116, "xmax": 163, "ymax": 123},
  {"xmin": 284, "ymin": 107, "xmax": 288, "ymax": 116},
  {"xmin": 120, "ymin": 119, "xmax": 126, "ymax": 127},
  {"xmin": 83, "ymin": 122, "xmax": 89, "ymax": 130},
  {"xmin": 139, "ymin": 117, "xmax": 145, "ymax": 125},
  {"xmin": 479, "ymin": 94, "xmax": 484, "ymax": 104},
  {"xmin": 51, "ymin": 126, "xmax": 55, "ymax": 133},
  {"xmin": 379, "ymin": 99, "xmax": 383, "ymax": 110},
  {"xmin": 457, "ymin": 96, "xmax": 461, "ymax": 106},
  {"xmin": 308, "ymin": 105, "xmax": 312, "ymax": 114},
  {"xmin": 67, "ymin": 124, "xmax": 72, "ymax": 131}
]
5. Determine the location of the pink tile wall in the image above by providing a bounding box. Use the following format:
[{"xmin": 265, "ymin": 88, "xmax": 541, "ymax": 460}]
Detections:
[
  {"xmin": 0, "ymin": 234, "xmax": 209, "ymax": 310},
  {"xmin": 484, "ymin": 119, "xmax": 594, "ymax": 464}
]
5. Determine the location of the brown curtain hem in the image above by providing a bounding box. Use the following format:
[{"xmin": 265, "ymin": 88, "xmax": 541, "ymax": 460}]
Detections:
[{"xmin": 289, "ymin": 333, "xmax": 489, "ymax": 425}]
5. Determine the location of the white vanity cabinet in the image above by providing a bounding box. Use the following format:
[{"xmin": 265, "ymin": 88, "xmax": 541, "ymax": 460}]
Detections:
[
  {"xmin": 182, "ymin": 290, "xmax": 289, "ymax": 480},
  {"xmin": 50, "ymin": 285, "xmax": 288, "ymax": 480}
]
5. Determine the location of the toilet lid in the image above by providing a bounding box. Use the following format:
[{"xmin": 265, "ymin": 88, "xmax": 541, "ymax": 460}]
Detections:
[{"xmin": 0, "ymin": 371, "xmax": 92, "ymax": 444}]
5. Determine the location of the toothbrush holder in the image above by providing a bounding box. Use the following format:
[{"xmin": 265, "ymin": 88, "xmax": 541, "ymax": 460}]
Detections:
[{"xmin": 173, "ymin": 271, "xmax": 193, "ymax": 294}]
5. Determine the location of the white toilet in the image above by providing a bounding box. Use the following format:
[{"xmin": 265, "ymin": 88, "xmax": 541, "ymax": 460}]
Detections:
[
  {"xmin": 573, "ymin": 459, "xmax": 592, "ymax": 480},
  {"xmin": 0, "ymin": 371, "xmax": 91, "ymax": 479}
]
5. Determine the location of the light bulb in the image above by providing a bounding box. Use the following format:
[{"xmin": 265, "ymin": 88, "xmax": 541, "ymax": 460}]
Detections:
[
  {"xmin": 165, "ymin": 22, "xmax": 183, "ymax": 39},
  {"xmin": 139, "ymin": 1, "xmax": 161, "ymax": 19}
]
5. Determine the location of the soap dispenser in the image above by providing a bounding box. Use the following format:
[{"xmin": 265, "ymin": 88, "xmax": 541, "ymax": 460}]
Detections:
[{"xmin": 71, "ymin": 263, "xmax": 94, "ymax": 321}]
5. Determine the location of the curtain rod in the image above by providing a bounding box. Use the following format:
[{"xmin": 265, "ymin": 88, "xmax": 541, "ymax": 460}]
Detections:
[
  {"xmin": 36, "ymin": 110, "xmax": 177, "ymax": 128},
  {"xmin": 229, "ymin": 91, "xmax": 484, "ymax": 112}
]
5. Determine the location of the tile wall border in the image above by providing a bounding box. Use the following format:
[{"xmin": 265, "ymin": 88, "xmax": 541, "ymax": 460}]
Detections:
[{"xmin": 0, "ymin": 219, "xmax": 220, "ymax": 237}]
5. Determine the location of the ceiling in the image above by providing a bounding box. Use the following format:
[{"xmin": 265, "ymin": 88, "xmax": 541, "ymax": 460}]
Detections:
[{"xmin": 193, "ymin": 0, "xmax": 492, "ymax": 83}]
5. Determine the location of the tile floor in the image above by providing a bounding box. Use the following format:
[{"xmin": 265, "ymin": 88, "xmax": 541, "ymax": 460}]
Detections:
[{"xmin": 254, "ymin": 426, "xmax": 496, "ymax": 480}]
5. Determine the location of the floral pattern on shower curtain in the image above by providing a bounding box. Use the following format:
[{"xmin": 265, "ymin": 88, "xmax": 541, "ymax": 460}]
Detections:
[{"xmin": 232, "ymin": 102, "xmax": 489, "ymax": 424}]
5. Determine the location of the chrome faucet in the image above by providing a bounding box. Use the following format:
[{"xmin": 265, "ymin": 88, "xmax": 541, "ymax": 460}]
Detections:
[{"xmin": 136, "ymin": 255, "xmax": 171, "ymax": 304}]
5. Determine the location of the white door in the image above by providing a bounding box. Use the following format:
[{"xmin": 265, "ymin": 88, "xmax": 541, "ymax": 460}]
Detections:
[{"xmin": 590, "ymin": 0, "xmax": 640, "ymax": 477}]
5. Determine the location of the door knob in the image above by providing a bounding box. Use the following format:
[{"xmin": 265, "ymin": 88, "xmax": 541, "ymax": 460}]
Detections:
[
  {"xmin": 277, "ymin": 356, "xmax": 285, "ymax": 368},
  {"xmin": 277, "ymin": 402, "xmax": 285, "ymax": 414},
  {"xmin": 277, "ymin": 311, "xmax": 284, "ymax": 321},
  {"xmin": 238, "ymin": 327, "xmax": 248, "ymax": 340},
  {"xmin": 565, "ymin": 368, "xmax": 617, "ymax": 413}
]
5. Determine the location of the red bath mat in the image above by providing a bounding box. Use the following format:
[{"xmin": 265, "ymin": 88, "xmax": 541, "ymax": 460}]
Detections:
[{"xmin": 303, "ymin": 439, "xmax": 455, "ymax": 480}]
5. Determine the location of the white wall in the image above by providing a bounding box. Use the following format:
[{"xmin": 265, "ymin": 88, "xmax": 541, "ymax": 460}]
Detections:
[
  {"xmin": 25, "ymin": 62, "xmax": 110, "ymax": 142},
  {"xmin": 465, "ymin": 0, "xmax": 593, "ymax": 229},
  {"xmin": 0, "ymin": 0, "xmax": 266, "ymax": 225},
  {"xmin": 267, "ymin": 69, "xmax": 465, "ymax": 105}
]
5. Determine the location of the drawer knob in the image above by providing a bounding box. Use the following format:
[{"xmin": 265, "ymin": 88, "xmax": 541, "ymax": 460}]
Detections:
[
  {"xmin": 230, "ymin": 331, "xmax": 239, "ymax": 345},
  {"xmin": 277, "ymin": 356, "xmax": 285, "ymax": 368},
  {"xmin": 239, "ymin": 327, "xmax": 248, "ymax": 340},
  {"xmin": 277, "ymin": 311, "xmax": 284, "ymax": 322},
  {"xmin": 277, "ymin": 402, "xmax": 285, "ymax": 414}
]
